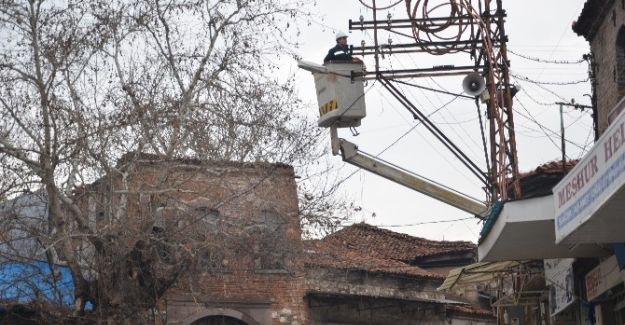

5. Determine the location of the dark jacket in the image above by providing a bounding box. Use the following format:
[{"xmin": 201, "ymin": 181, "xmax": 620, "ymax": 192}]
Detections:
[{"xmin": 323, "ymin": 44, "xmax": 352, "ymax": 63}]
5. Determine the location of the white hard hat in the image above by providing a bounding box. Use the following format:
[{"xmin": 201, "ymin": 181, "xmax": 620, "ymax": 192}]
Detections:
[{"xmin": 335, "ymin": 31, "xmax": 348, "ymax": 40}]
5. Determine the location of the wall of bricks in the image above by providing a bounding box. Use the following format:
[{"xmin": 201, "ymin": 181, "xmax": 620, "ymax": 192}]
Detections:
[
  {"xmin": 80, "ymin": 157, "xmax": 307, "ymax": 325},
  {"xmin": 588, "ymin": 1, "xmax": 625, "ymax": 134}
]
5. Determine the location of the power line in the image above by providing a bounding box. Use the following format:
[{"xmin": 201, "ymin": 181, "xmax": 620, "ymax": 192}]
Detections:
[
  {"xmin": 333, "ymin": 92, "xmax": 464, "ymax": 186},
  {"xmin": 566, "ymin": 112, "xmax": 588, "ymax": 129},
  {"xmin": 361, "ymin": 30, "xmax": 486, "ymax": 185},
  {"xmin": 433, "ymin": 116, "xmax": 478, "ymax": 125},
  {"xmin": 515, "ymin": 101, "xmax": 563, "ymax": 153},
  {"xmin": 392, "ymin": 79, "xmax": 474, "ymax": 99},
  {"xmin": 377, "ymin": 95, "xmax": 463, "ymax": 156},
  {"xmin": 380, "ymin": 78, "xmax": 488, "ymax": 185},
  {"xmin": 513, "ymin": 75, "xmax": 569, "ymax": 102},
  {"xmin": 507, "ymin": 49, "xmax": 586, "ymax": 64},
  {"xmin": 578, "ymin": 126, "xmax": 594, "ymax": 159},
  {"xmin": 371, "ymin": 216, "xmax": 475, "ymax": 228},
  {"xmin": 520, "ymin": 90, "xmax": 558, "ymax": 107},
  {"xmin": 357, "ymin": 30, "xmax": 489, "ymax": 191},
  {"xmin": 391, "ymin": 50, "xmax": 485, "ymax": 161},
  {"xmin": 515, "ymin": 98, "xmax": 586, "ymax": 151},
  {"xmin": 519, "ymin": 92, "xmax": 593, "ymax": 120},
  {"xmin": 511, "ymin": 72, "xmax": 589, "ymax": 86},
  {"xmin": 536, "ymin": 0, "xmax": 588, "ymax": 79},
  {"xmin": 358, "ymin": 0, "xmax": 403, "ymax": 11}
]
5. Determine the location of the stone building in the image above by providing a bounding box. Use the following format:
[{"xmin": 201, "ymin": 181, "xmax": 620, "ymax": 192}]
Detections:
[
  {"xmin": 573, "ymin": 0, "xmax": 625, "ymax": 133},
  {"xmin": 304, "ymin": 223, "xmax": 495, "ymax": 325}
]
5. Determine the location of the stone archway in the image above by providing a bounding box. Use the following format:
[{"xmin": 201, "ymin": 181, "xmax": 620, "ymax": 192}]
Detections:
[
  {"xmin": 191, "ymin": 315, "xmax": 248, "ymax": 325},
  {"xmin": 181, "ymin": 307, "xmax": 261, "ymax": 325}
]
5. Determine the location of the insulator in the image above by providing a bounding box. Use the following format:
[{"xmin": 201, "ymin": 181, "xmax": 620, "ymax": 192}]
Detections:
[
  {"xmin": 387, "ymin": 12, "xmax": 392, "ymax": 25},
  {"xmin": 359, "ymin": 14, "xmax": 365, "ymax": 30}
]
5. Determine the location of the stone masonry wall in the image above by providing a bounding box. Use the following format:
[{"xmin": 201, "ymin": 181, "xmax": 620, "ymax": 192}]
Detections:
[
  {"xmin": 589, "ymin": 1, "xmax": 625, "ymax": 134},
  {"xmin": 306, "ymin": 268, "xmax": 445, "ymax": 302}
]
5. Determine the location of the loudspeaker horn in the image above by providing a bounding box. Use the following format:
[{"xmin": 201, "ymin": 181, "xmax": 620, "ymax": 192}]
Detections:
[{"xmin": 462, "ymin": 73, "xmax": 486, "ymax": 96}]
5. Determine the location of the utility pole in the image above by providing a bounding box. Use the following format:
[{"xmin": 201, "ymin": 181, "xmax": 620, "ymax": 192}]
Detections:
[
  {"xmin": 555, "ymin": 101, "xmax": 593, "ymax": 172},
  {"xmin": 349, "ymin": 0, "xmax": 522, "ymax": 204},
  {"xmin": 583, "ymin": 53, "xmax": 599, "ymax": 141}
]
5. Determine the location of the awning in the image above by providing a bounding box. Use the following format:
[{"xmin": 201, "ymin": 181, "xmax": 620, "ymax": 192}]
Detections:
[
  {"xmin": 437, "ymin": 261, "xmax": 527, "ymax": 291},
  {"xmin": 477, "ymin": 195, "xmax": 610, "ymax": 261}
]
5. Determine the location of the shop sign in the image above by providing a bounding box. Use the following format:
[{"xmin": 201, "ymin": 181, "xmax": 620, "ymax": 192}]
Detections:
[
  {"xmin": 554, "ymin": 105, "xmax": 625, "ymax": 243},
  {"xmin": 545, "ymin": 258, "xmax": 575, "ymax": 317},
  {"xmin": 586, "ymin": 255, "xmax": 622, "ymax": 301}
]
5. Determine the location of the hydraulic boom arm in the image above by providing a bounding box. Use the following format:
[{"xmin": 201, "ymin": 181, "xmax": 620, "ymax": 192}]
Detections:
[{"xmin": 334, "ymin": 134, "xmax": 487, "ymax": 217}]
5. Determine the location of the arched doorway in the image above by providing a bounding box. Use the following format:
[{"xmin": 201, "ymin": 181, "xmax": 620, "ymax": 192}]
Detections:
[{"xmin": 191, "ymin": 315, "xmax": 248, "ymax": 325}]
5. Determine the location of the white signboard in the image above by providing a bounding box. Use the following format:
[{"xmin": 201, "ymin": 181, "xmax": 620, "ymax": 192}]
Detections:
[
  {"xmin": 545, "ymin": 258, "xmax": 575, "ymax": 317},
  {"xmin": 586, "ymin": 255, "xmax": 623, "ymax": 301},
  {"xmin": 553, "ymin": 104, "xmax": 625, "ymax": 243}
]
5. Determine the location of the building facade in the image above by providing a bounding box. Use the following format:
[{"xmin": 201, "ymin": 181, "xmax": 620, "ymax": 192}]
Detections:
[
  {"xmin": 573, "ymin": 0, "xmax": 625, "ymax": 133},
  {"xmin": 75, "ymin": 154, "xmax": 307, "ymax": 325},
  {"xmin": 471, "ymin": 1, "xmax": 625, "ymax": 324},
  {"xmin": 305, "ymin": 223, "xmax": 496, "ymax": 325},
  {"xmin": 2, "ymin": 154, "xmax": 499, "ymax": 324}
]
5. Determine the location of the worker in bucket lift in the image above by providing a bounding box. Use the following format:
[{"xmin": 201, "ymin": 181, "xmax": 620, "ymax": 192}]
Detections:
[{"xmin": 323, "ymin": 31, "xmax": 362, "ymax": 64}]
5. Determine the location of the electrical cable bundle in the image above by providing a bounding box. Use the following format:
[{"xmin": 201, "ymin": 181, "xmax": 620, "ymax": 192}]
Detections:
[{"xmin": 405, "ymin": 0, "xmax": 473, "ymax": 55}]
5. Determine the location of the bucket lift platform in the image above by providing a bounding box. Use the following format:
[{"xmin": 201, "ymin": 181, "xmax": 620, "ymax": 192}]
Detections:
[
  {"xmin": 298, "ymin": 61, "xmax": 366, "ymax": 128},
  {"xmin": 298, "ymin": 60, "xmax": 487, "ymax": 217}
]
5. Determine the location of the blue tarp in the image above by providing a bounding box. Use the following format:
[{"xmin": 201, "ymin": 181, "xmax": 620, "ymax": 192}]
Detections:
[
  {"xmin": 478, "ymin": 201, "xmax": 504, "ymax": 244},
  {"xmin": 0, "ymin": 261, "xmax": 74, "ymax": 306}
]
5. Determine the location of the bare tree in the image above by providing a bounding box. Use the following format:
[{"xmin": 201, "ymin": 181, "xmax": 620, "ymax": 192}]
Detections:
[{"xmin": 0, "ymin": 0, "xmax": 346, "ymax": 322}]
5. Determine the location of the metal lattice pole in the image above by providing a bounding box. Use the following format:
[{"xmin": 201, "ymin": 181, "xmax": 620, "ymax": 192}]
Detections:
[{"xmin": 349, "ymin": 0, "xmax": 522, "ymax": 204}]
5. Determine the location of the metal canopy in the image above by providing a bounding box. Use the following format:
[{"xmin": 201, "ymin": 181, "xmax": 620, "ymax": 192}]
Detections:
[
  {"xmin": 477, "ymin": 195, "xmax": 611, "ymax": 261},
  {"xmin": 437, "ymin": 260, "xmax": 527, "ymax": 291}
]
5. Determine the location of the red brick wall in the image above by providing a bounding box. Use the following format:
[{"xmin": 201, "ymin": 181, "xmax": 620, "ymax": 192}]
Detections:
[{"xmin": 79, "ymin": 158, "xmax": 307, "ymax": 325}]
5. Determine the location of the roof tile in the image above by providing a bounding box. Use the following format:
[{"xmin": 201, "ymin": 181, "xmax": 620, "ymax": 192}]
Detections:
[{"xmin": 305, "ymin": 223, "xmax": 476, "ymax": 279}]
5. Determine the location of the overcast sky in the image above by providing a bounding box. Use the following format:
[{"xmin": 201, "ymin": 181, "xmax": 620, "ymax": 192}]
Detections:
[{"xmin": 290, "ymin": 0, "xmax": 591, "ymax": 242}]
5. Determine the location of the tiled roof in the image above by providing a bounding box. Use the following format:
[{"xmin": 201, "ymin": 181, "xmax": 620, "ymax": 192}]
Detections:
[
  {"xmin": 515, "ymin": 160, "xmax": 578, "ymax": 199},
  {"xmin": 323, "ymin": 223, "xmax": 475, "ymax": 261},
  {"xmin": 304, "ymin": 239, "xmax": 444, "ymax": 279},
  {"xmin": 519, "ymin": 160, "xmax": 578, "ymax": 179},
  {"xmin": 304, "ymin": 223, "xmax": 476, "ymax": 279}
]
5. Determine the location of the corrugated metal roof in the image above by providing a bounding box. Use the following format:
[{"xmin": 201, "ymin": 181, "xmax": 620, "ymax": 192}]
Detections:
[{"xmin": 437, "ymin": 261, "xmax": 528, "ymax": 291}]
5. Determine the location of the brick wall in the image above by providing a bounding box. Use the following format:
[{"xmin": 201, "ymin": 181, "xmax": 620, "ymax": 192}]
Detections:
[
  {"xmin": 588, "ymin": 1, "xmax": 625, "ymax": 134},
  {"xmin": 79, "ymin": 157, "xmax": 307, "ymax": 325}
]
